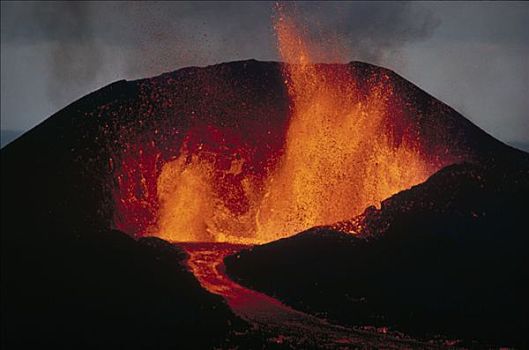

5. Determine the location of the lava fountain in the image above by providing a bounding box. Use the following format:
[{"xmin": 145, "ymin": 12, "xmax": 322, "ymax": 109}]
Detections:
[
  {"xmin": 253, "ymin": 9, "xmax": 438, "ymax": 240},
  {"xmin": 111, "ymin": 9, "xmax": 452, "ymax": 244}
]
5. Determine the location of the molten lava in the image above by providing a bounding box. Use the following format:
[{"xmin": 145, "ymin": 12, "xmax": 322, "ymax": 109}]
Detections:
[
  {"xmin": 111, "ymin": 9, "xmax": 452, "ymax": 243},
  {"xmin": 254, "ymin": 10, "xmax": 436, "ymax": 239}
]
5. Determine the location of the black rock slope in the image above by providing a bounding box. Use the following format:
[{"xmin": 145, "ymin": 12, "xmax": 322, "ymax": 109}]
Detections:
[
  {"xmin": 1, "ymin": 229, "xmax": 244, "ymax": 348},
  {"xmin": 1, "ymin": 60, "xmax": 522, "ymax": 239},
  {"xmin": 2, "ymin": 60, "xmax": 526, "ymax": 348},
  {"xmin": 225, "ymin": 158, "xmax": 529, "ymax": 347}
]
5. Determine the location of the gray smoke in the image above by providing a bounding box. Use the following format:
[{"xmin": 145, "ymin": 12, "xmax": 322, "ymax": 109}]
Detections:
[
  {"xmin": 1, "ymin": 2, "xmax": 101, "ymax": 104},
  {"xmin": 2, "ymin": 2, "xmax": 527, "ymax": 144},
  {"xmin": 1, "ymin": 1, "xmax": 441, "ymax": 104},
  {"xmin": 278, "ymin": 2, "xmax": 441, "ymax": 64}
]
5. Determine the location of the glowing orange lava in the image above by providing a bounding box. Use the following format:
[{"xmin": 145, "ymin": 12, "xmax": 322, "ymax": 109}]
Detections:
[
  {"xmin": 254, "ymin": 9, "xmax": 436, "ymax": 240},
  {"xmin": 139, "ymin": 8, "xmax": 443, "ymax": 243},
  {"xmin": 107, "ymin": 5, "xmax": 462, "ymax": 243}
]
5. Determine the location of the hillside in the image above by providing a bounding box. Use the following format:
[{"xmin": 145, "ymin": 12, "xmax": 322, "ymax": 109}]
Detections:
[
  {"xmin": 2, "ymin": 60, "xmax": 526, "ymax": 347},
  {"xmin": 225, "ymin": 157, "xmax": 529, "ymax": 347}
]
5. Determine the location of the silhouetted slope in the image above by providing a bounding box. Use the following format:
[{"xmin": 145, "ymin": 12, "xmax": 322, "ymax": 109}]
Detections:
[
  {"xmin": 225, "ymin": 157, "xmax": 529, "ymax": 347},
  {"xmin": 0, "ymin": 129, "xmax": 23, "ymax": 148},
  {"xmin": 0, "ymin": 80, "xmax": 243, "ymax": 348},
  {"xmin": 2, "ymin": 228, "xmax": 244, "ymax": 348},
  {"xmin": 1, "ymin": 60, "xmax": 520, "ymax": 239},
  {"xmin": 508, "ymin": 141, "xmax": 529, "ymax": 153},
  {"xmin": 2, "ymin": 60, "xmax": 525, "ymax": 348}
]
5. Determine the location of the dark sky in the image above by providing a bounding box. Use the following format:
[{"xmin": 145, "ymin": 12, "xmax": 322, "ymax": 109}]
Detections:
[{"xmin": 1, "ymin": 1, "xmax": 528, "ymax": 145}]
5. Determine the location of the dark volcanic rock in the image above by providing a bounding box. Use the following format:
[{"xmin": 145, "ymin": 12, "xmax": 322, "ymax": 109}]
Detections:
[
  {"xmin": 225, "ymin": 158, "xmax": 529, "ymax": 347},
  {"xmin": 1, "ymin": 227, "xmax": 243, "ymax": 349},
  {"xmin": 1, "ymin": 60, "xmax": 520, "ymax": 238},
  {"xmin": 0, "ymin": 129, "xmax": 22, "ymax": 148},
  {"xmin": 2, "ymin": 59, "xmax": 527, "ymax": 348}
]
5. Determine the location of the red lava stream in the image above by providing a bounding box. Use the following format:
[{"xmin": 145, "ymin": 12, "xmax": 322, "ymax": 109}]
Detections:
[{"xmin": 180, "ymin": 243, "xmax": 439, "ymax": 349}]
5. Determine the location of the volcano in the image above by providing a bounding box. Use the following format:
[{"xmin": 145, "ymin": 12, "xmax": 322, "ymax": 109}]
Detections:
[
  {"xmin": 1, "ymin": 60, "xmax": 516, "ymax": 241},
  {"xmin": 225, "ymin": 159, "xmax": 529, "ymax": 347},
  {"xmin": 2, "ymin": 59, "xmax": 528, "ymax": 348}
]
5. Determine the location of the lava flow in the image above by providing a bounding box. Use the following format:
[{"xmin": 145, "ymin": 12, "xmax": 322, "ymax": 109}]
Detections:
[
  {"xmin": 182, "ymin": 243, "xmax": 436, "ymax": 348},
  {"xmin": 182, "ymin": 243, "xmax": 288, "ymax": 318},
  {"xmin": 110, "ymin": 7, "xmax": 453, "ymax": 244}
]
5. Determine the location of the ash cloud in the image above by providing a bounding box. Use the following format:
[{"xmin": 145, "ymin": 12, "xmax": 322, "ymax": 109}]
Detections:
[
  {"xmin": 1, "ymin": 2, "xmax": 101, "ymax": 105},
  {"xmin": 2, "ymin": 2, "xmax": 527, "ymax": 144},
  {"xmin": 278, "ymin": 2, "xmax": 441, "ymax": 64},
  {"xmin": 1, "ymin": 1, "xmax": 441, "ymax": 103}
]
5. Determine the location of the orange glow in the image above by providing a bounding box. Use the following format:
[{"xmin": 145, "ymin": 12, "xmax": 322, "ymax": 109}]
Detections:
[
  {"xmin": 182, "ymin": 243, "xmax": 292, "ymax": 317},
  {"xmin": 253, "ymin": 9, "xmax": 435, "ymax": 239},
  {"xmin": 111, "ymin": 8, "xmax": 455, "ymax": 243},
  {"xmin": 152, "ymin": 138, "xmax": 263, "ymax": 243},
  {"xmin": 142, "ymin": 8, "xmax": 443, "ymax": 243}
]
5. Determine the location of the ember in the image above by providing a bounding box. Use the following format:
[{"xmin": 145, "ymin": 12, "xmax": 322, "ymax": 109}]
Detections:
[{"xmin": 112, "ymin": 8, "xmax": 453, "ymax": 243}]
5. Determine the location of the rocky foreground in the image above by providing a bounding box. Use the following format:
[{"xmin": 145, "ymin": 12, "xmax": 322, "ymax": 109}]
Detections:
[
  {"xmin": 2, "ymin": 59, "xmax": 527, "ymax": 348},
  {"xmin": 225, "ymin": 157, "xmax": 529, "ymax": 348}
]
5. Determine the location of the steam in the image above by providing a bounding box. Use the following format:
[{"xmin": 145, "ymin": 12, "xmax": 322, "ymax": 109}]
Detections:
[
  {"xmin": 276, "ymin": 2, "xmax": 441, "ymax": 64},
  {"xmin": 1, "ymin": 1, "xmax": 441, "ymax": 108},
  {"xmin": 47, "ymin": 3, "xmax": 102, "ymax": 105},
  {"xmin": 1, "ymin": 2, "xmax": 101, "ymax": 105}
]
